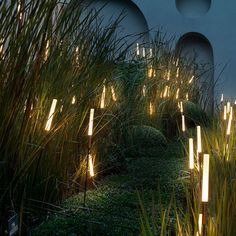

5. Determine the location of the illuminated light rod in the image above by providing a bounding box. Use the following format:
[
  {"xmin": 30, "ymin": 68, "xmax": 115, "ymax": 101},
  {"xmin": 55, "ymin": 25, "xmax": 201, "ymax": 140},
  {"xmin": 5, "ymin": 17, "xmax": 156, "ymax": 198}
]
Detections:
[
  {"xmin": 180, "ymin": 101, "xmax": 183, "ymax": 114},
  {"xmin": 181, "ymin": 115, "xmax": 186, "ymax": 132},
  {"xmin": 197, "ymin": 126, "xmax": 202, "ymax": 154},
  {"xmin": 196, "ymin": 213, "xmax": 203, "ymax": 236},
  {"xmin": 111, "ymin": 86, "xmax": 117, "ymax": 101},
  {"xmin": 136, "ymin": 43, "xmax": 140, "ymax": 56},
  {"xmin": 149, "ymin": 102, "xmax": 154, "ymax": 115},
  {"xmin": 89, "ymin": 154, "xmax": 95, "ymax": 177},
  {"xmin": 100, "ymin": 85, "xmax": 106, "ymax": 109},
  {"xmin": 189, "ymin": 138, "xmax": 194, "ymax": 170},
  {"xmin": 45, "ymin": 99, "xmax": 57, "ymax": 131},
  {"xmin": 223, "ymin": 105, "xmax": 227, "ymax": 120},
  {"xmin": 202, "ymin": 154, "xmax": 210, "ymax": 202},
  {"xmin": 88, "ymin": 108, "xmax": 94, "ymax": 136},
  {"xmin": 71, "ymin": 96, "xmax": 76, "ymax": 104},
  {"xmin": 221, "ymin": 93, "xmax": 224, "ymax": 103}
]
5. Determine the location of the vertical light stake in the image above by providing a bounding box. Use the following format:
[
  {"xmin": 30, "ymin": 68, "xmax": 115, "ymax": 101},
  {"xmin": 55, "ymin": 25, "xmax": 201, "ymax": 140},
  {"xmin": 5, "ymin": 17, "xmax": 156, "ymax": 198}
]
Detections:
[
  {"xmin": 221, "ymin": 93, "xmax": 224, "ymax": 103},
  {"xmin": 189, "ymin": 138, "xmax": 194, "ymax": 170},
  {"xmin": 148, "ymin": 65, "xmax": 153, "ymax": 78},
  {"xmin": 182, "ymin": 115, "xmax": 186, "ymax": 132},
  {"xmin": 89, "ymin": 154, "xmax": 95, "ymax": 177},
  {"xmin": 45, "ymin": 99, "xmax": 57, "ymax": 131},
  {"xmin": 142, "ymin": 85, "xmax": 146, "ymax": 97},
  {"xmin": 227, "ymin": 107, "xmax": 233, "ymax": 136},
  {"xmin": 88, "ymin": 108, "xmax": 94, "ymax": 136},
  {"xmin": 197, "ymin": 126, "xmax": 202, "ymax": 154},
  {"xmin": 163, "ymin": 86, "xmax": 168, "ymax": 98},
  {"xmin": 176, "ymin": 88, "xmax": 180, "ymax": 100},
  {"xmin": 149, "ymin": 102, "xmax": 154, "ymax": 115},
  {"xmin": 111, "ymin": 86, "xmax": 117, "ymax": 102},
  {"xmin": 17, "ymin": 0, "xmax": 23, "ymax": 20},
  {"xmin": 142, "ymin": 47, "xmax": 146, "ymax": 57},
  {"xmin": 71, "ymin": 96, "xmax": 76, "ymax": 104},
  {"xmin": 202, "ymin": 154, "xmax": 210, "ymax": 202},
  {"xmin": 180, "ymin": 101, "xmax": 183, "ymax": 114},
  {"xmin": 136, "ymin": 43, "xmax": 140, "ymax": 56},
  {"xmin": 227, "ymin": 102, "xmax": 231, "ymax": 113},
  {"xmin": 176, "ymin": 67, "xmax": 180, "ymax": 78},
  {"xmin": 167, "ymin": 70, "xmax": 171, "ymax": 81},
  {"xmin": 100, "ymin": 85, "xmax": 106, "ymax": 109},
  {"xmin": 196, "ymin": 213, "xmax": 203, "ymax": 236},
  {"xmin": 223, "ymin": 105, "xmax": 227, "ymax": 120}
]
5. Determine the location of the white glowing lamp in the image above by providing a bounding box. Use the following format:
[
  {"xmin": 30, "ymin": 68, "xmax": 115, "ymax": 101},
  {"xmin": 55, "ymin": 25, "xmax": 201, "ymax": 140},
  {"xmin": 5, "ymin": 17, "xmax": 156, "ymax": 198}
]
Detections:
[
  {"xmin": 202, "ymin": 154, "xmax": 210, "ymax": 202},
  {"xmin": 45, "ymin": 99, "xmax": 57, "ymax": 131},
  {"xmin": 17, "ymin": 0, "xmax": 23, "ymax": 20},
  {"xmin": 189, "ymin": 138, "xmax": 194, "ymax": 169},
  {"xmin": 88, "ymin": 108, "xmax": 94, "ymax": 136},
  {"xmin": 221, "ymin": 93, "xmax": 224, "ymax": 102},
  {"xmin": 176, "ymin": 67, "xmax": 179, "ymax": 78},
  {"xmin": 163, "ymin": 86, "xmax": 168, "ymax": 98},
  {"xmin": 196, "ymin": 213, "xmax": 203, "ymax": 236},
  {"xmin": 136, "ymin": 43, "xmax": 140, "ymax": 56},
  {"xmin": 148, "ymin": 65, "xmax": 153, "ymax": 78},
  {"xmin": 142, "ymin": 47, "xmax": 146, "ymax": 57},
  {"xmin": 100, "ymin": 85, "xmax": 106, "ymax": 109},
  {"xmin": 197, "ymin": 126, "xmax": 202, "ymax": 154},
  {"xmin": 142, "ymin": 85, "xmax": 146, "ymax": 97},
  {"xmin": 167, "ymin": 70, "xmax": 171, "ymax": 81},
  {"xmin": 182, "ymin": 115, "xmax": 186, "ymax": 132},
  {"xmin": 186, "ymin": 93, "xmax": 189, "ymax": 101},
  {"xmin": 89, "ymin": 154, "xmax": 95, "ymax": 177}
]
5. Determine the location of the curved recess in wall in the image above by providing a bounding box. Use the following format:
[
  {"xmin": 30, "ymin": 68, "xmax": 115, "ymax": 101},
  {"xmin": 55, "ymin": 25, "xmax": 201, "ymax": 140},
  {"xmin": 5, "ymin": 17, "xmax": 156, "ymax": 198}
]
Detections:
[
  {"xmin": 176, "ymin": 32, "xmax": 214, "ymax": 111},
  {"xmin": 175, "ymin": 0, "xmax": 211, "ymax": 18},
  {"xmin": 85, "ymin": 0, "xmax": 149, "ymax": 44}
]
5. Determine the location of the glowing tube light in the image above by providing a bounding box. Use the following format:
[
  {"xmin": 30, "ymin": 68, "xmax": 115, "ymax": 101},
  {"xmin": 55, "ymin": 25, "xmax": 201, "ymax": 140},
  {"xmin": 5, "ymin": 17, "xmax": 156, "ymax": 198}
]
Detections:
[
  {"xmin": 189, "ymin": 138, "xmax": 194, "ymax": 169},
  {"xmin": 142, "ymin": 47, "xmax": 146, "ymax": 57},
  {"xmin": 182, "ymin": 115, "xmax": 186, "ymax": 132},
  {"xmin": 202, "ymin": 154, "xmax": 210, "ymax": 202},
  {"xmin": 71, "ymin": 96, "xmax": 76, "ymax": 104},
  {"xmin": 89, "ymin": 154, "xmax": 94, "ymax": 177},
  {"xmin": 100, "ymin": 85, "xmax": 106, "ymax": 109},
  {"xmin": 148, "ymin": 66, "xmax": 153, "ymax": 78},
  {"xmin": 149, "ymin": 102, "xmax": 154, "ymax": 115},
  {"xmin": 163, "ymin": 86, "xmax": 168, "ymax": 98},
  {"xmin": 196, "ymin": 213, "xmax": 203, "ymax": 236},
  {"xmin": 223, "ymin": 105, "xmax": 227, "ymax": 120},
  {"xmin": 226, "ymin": 107, "xmax": 233, "ymax": 136},
  {"xmin": 44, "ymin": 40, "xmax": 50, "ymax": 61},
  {"xmin": 17, "ymin": 0, "xmax": 23, "ymax": 20},
  {"xmin": 167, "ymin": 70, "xmax": 171, "ymax": 81},
  {"xmin": 136, "ymin": 43, "xmax": 140, "ymax": 56},
  {"xmin": 221, "ymin": 94, "xmax": 224, "ymax": 102},
  {"xmin": 188, "ymin": 75, "xmax": 194, "ymax": 84},
  {"xmin": 197, "ymin": 126, "xmax": 202, "ymax": 154},
  {"xmin": 227, "ymin": 102, "xmax": 230, "ymax": 113},
  {"xmin": 88, "ymin": 108, "xmax": 94, "ymax": 136},
  {"xmin": 45, "ymin": 99, "xmax": 57, "ymax": 131},
  {"xmin": 111, "ymin": 86, "xmax": 117, "ymax": 102},
  {"xmin": 176, "ymin": 67, "xmax": 179, "ymax": 78},
  {"xmin": 186, "ymin": 93, "xmax": 189, "ymax": 101},
  {"xmin": 176, "ymin": 88, "xmax": 179, "ymax": 100},
  {"xmin": 180, "ymin": 101, "xmax": 183, "ymax": 114},
  {"xmin": 142, "ymin": 85, "xmax": 146, "ymax": 97}
]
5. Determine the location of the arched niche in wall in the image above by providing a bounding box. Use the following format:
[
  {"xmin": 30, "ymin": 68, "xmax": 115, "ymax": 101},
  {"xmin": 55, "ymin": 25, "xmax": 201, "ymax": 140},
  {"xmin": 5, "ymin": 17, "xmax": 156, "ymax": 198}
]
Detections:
[
  {"xmin": 176, "ymin": 33, "xmax": 214, "ymax": 112},
  {"xmin": 84, "ymin": 0, "xmax": 149, "ymax": 50},
  {"xmin": 175, "ymin": 0, "xmax": 211, "ymax": 18}
]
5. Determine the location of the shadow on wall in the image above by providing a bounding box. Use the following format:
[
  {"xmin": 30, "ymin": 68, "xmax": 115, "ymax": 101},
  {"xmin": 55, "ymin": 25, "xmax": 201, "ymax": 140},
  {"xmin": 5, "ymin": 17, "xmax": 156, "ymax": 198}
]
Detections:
[
  {"xmin": 177, "ymin": 32, "xmax": 214, "ymax": 112},
  {"xmin": 175, "ymin": 0, "xmax": 211, "ymax": 18},
  {"xmin": 85, "ymin": 0, "xmax": 149, "ymax": 48}
]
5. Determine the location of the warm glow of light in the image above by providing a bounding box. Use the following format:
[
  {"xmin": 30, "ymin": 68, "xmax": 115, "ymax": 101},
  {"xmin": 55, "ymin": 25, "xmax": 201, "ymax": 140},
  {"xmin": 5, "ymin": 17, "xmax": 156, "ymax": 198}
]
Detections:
[
  {"xmin": 182, "ymin": 115, "xmax": 186, "ymax": 132},
  {"xmin": 111, "ymin": 86, "xmax": 117, "ymax": 101},
  {"xmin": 176, "ymin": 88, "xmax": 179, "ymax": 100},
  {"xmin": 176, "ymin": 67, "xmax": 179, "ymax": 78},
  {"xmin": 142, "ymin": 85, "xmax": 146, "ymax": 97},
  {"xmin": 148, "ymin": 66, "xmax": 153, "ymax": 78},
  {"xmin": 0, "ymin": 38, "xmax": 3, "ymax": 57},
  {"xmin": 189, "ymin": 138, "xmax": 194, "ymax": 169},
  {"xmin": 88, "ymin": 108, "xmax": 94, "ymax": 136},
  {"xmin": 71, "ymin": 96, "xmax": 76, "ymax": 104},
  {"xmin": 45, "ymin": 99, "xmax": 57, "ymax": 131},
  {"xmin": 100, "ymin": 85, "xmax": 106, "ymax": 109},
  {"xmin": 227, "ymin": 102, "xmax": 230, "ymax": 113},
  {"xmin": 44, "ymin": 40, "xmax": 50, "ymax": 61},
  {"xmin": 188, "ymin": 75, "xmax": 194, "ymax": 84},
  {"xmin": 226, "ymin": 107, "xmax": 233, "ymax": 135},
  {"xmin": 149, "ymin": 102, "xmax": 154, "ymax": 115},
  {"xmin": 223, "ymin": 105, "xmax": 227, "ymax": 120},
  {"xmin": 197, "ymin": 126, "xmax": 202, "ymax": 153},
  {"xmin": 75, "ymin": 46, "xmax": 79, "ymax": 64},
  {"xmin": 136, "ymin": 43, "xmax": 140, "ymax": 56},
  {"xmin": 196, "ymin": 214, "xmax": 203, "ymax": 236},
  {"xmin": 17, "ymin": 0, "xmax": 23, "ymax": 20},
  {"xmin": 221, "ymin": 93, "xmax": 224, "ymax": 102},
  {"xmin": 186, "ymin": 93, "xmax": 189, "ymax": 101},
  {"xmin": 202, "ymin": 154, "xmax": 210, "ymax": 202},
  {"xmin": 163, "ymin": 86, "xmax": 168, "ymax": 98},
  {"xmin": 89, "ymin": 154, "xmax": 95, "ymax": 177},
  {"xmin": 167, "ymin": 70, "xmax": 171, "ymax": 81},
  {"xmin": 180, "ymin": 101, "xmax": 183, "ymax": 114}
]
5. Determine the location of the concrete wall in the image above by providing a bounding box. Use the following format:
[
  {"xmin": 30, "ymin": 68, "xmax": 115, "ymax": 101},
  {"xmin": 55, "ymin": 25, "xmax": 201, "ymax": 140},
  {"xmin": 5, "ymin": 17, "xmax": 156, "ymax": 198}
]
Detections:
[{"xmin": 86, "ymin": 0, "xmax": 236, "ymax": 100}]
